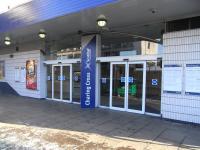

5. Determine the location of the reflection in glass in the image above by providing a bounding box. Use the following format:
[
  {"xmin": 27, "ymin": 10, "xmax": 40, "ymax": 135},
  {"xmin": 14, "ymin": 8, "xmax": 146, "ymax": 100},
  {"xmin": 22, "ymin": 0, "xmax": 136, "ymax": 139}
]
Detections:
[
  {"xmin": 47, "ymin": 65, "xmax": 52, "ymax": 98},
  {"xmin": 72, "ymin": 64, "xmax": 81, "ymax": 103},
  {"xmin": 128, "ymin": 64, "xmax": 143, "ymax": 111},
  {"xmin": 112, "ymin": 64, "xmax": 125, "ymax": 108},
  {"xmin": 63, "ymin": 66, "xmax": 71, "ymax": 100},
  {"xmin": 53, "ymin": 66, "xmax": 61, "ymax": 99},
  {"xmin": 100, "ymin": 62, "xmax": 110, "ymax": 106},
  {"xmin": 145, "ymin": 61, "xmax": 161, "ymax": 114}
]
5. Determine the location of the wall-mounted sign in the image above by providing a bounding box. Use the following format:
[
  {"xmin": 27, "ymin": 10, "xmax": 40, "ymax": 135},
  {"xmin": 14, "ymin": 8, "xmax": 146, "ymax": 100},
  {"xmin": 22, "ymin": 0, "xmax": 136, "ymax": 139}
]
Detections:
[
  {"xmin": 185, "ymin": 64, "xmax": 200, "ymax": 96},
  {"xmin": 26, "ymin": 60, "xmax": 37, "ymax": 90},
  {"xmin": 81, "ymin": 35, "xmax": 96, "ymax": 108},
  {"xmin": 15, "ymin": 67, "xmax": 20, "ymax": 82},
  {"xmin": 163, "ymin": 65, "xmax": 182, "ymax": 94},
  {"xmin": 20, "ymin": 67, "xmax": 26, "ymax": 83}
]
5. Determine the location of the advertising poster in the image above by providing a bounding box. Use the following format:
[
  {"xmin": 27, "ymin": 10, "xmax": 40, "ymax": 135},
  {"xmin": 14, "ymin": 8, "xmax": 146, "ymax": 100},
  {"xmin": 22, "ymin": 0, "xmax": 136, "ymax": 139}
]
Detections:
[
  {"xmin": 163, "ymin": 65, "xmax": 182, "ymax": 94},
  {"xmin": 26, "ymin": 60, "xmax": 37, "ymax": 90},
  {"xmin": 185, "ymin": 64, "xmax": 200, "ymax": 95}
]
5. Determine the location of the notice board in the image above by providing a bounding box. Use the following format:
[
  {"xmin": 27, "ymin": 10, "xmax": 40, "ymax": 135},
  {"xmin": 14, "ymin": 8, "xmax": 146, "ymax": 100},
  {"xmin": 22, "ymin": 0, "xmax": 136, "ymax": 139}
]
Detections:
[
  {"xmin": 185, "ymin": 64, "xmax": 200, "ymax": 95},
  {"xmin": 163, "ymin": 65, "xmax": 182, "ymax": 94}
]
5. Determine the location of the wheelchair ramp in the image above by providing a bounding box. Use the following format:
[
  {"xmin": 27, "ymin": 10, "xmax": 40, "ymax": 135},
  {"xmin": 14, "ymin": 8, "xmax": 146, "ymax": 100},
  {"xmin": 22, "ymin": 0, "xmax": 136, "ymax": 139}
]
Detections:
[{"xmin": 0, "ymin": 82, "xmax": 19, "ymax": 96}]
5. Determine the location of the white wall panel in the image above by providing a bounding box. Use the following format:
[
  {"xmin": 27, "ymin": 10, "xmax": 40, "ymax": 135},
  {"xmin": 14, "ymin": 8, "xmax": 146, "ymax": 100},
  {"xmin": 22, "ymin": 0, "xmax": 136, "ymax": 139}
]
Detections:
[
  {"xmin": 0, "ymin": 50, "xmax": 46, "ymax": 99},
  {"xmin": 162, "ymin": 28, "xmax": 200, "ymax": 124}
]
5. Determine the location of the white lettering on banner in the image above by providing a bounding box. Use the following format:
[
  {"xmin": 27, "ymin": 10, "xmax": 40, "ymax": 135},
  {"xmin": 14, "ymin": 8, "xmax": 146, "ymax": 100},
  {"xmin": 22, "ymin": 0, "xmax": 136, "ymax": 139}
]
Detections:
[
  {"xmin": 85, "ymin": 71, "xmax": 91, "ymax": 106},
  {"xmin": 85, "ymin": 48, "xmax": 91, "ymax": 69}
]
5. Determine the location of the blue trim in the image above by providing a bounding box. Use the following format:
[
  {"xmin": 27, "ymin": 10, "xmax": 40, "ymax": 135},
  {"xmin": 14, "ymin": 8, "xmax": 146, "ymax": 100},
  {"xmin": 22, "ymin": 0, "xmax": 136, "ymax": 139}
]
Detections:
[
  {"xmin": 185, "ymin": 92, "xmax": 200, "ymax": 96},
  {"xmin": 164, "ymin": 65, "xmax": 181, "ymax": 67},
  {"xmin": 0, "ymin": 0, "xmax": 117, "ymax": 32},
  {"xmin": 186, "ymin": 64, "xmax": 200, "ymax": 67},
  {"xmin": 163, "ymin": 91, "xmax": 181, "ymax": 94}
]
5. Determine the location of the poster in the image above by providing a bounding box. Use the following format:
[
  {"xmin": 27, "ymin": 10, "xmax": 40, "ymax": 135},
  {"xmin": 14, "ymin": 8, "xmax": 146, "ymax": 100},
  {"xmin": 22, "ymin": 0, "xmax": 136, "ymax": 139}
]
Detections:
[
  {"xmin": 26, "ymin": 60, "xmax": 37, "ymax": 90},
  {"xmin": 163, "ymin": 65, "xmax": 182, "ymax": 94},
  {"xmin": 185, "ymin": 64, "xmax": 200, "ymax": 95}
]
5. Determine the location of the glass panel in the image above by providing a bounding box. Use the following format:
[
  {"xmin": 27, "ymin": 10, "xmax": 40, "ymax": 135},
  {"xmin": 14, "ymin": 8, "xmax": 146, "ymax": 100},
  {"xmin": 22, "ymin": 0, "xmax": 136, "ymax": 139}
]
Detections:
[
  {"xmin": 53, "ymin": 66, "xmax": 61, "ymax": 99},
  {"xmin": 63, "ymin": 66, "xmax": 71, "ymax": 100},
  {"xmin": 47, "ymin": 65, "xmax": 52, "ymax": 98},
  {"xmin": 128, "ymin": 64, "xmax": 143, "ymax": 111},
  {"xmin": 101, "ymin": 21, "xmax": 165, "ymax": 57},
  {"xmin": 112, "ymin": 64, "xmax": 125, "ymax": 108},
  {"xmin": 145, "ymin": 61, "xmax": 161, "ymax": 114},
  {"xmin": 100, "ymin": 62, "xmax": 110, "ymax": 106},
  {"xmin": 72, "ymin": 64, "xmax": 81, "ymax": 103}
]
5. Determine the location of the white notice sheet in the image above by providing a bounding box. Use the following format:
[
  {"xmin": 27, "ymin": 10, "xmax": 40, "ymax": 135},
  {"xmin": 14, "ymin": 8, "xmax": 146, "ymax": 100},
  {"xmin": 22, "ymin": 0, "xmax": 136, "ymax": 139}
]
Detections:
[
  {"xmin": 185, "ymin": 64, "xmax": 200, "ymax": 95},
  {"xmin": 163, "ymin": 65, "xmax": 182, "ymax": 94}
]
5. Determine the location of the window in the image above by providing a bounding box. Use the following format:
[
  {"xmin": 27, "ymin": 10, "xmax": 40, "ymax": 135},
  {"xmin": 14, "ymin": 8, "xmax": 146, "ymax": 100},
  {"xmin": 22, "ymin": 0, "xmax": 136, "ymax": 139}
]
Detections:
[
  {"xmin": 0, "ymin": 61, "xmax": 5, "ymax": 80},
  {"xmin": 166, "ymin": 16, "xmax": 200, "ymax": 32}
]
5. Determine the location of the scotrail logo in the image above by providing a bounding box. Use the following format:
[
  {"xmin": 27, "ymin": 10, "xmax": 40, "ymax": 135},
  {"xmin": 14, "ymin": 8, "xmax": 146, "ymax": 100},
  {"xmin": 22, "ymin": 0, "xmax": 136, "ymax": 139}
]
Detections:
[{"xmin": 85, "ymin": 48, "xmax": 91, "ymax": 70}]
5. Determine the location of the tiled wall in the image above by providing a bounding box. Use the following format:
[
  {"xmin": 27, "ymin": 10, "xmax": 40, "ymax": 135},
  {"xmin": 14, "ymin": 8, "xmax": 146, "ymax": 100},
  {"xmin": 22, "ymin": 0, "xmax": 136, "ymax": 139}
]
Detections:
[
  {"xmin": 0, "ymin": 50, "xmax": 46, "ymax": 98},
  {"xmin": 162, "ymin": 29, "xmax": 200, "ymax": 124}
]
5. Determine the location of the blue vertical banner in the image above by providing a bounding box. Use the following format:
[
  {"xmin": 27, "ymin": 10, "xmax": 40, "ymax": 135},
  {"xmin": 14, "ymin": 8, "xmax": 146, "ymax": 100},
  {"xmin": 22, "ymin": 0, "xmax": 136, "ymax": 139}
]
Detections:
[{"xmin": 81, "ymin": 35, "xmax": 97, "ymax": 108}]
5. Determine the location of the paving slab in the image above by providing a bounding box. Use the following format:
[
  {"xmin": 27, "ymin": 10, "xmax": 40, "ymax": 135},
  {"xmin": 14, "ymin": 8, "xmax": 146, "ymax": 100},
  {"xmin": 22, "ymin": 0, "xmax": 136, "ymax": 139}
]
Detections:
[{"xmin": 0, "ymin": 95, "xmax": 200, "ymax": 149}]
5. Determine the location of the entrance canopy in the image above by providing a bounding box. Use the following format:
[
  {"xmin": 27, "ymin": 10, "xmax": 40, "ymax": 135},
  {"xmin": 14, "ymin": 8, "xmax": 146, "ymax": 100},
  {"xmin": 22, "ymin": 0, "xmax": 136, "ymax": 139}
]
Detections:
[{"xmin": 0, "ymin": 0, "xmax": 200, "ymax": 49}]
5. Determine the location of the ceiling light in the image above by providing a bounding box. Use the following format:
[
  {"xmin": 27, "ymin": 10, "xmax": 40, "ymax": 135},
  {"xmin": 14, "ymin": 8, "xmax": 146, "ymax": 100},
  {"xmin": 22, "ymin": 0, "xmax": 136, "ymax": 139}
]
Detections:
[
  {"xmin": 97, "ymin": 15, "xmax": 107, "ymax": 27},
  {"xmin": 4, "ymin": 37, "xmax": 11, "ymax": 45},
  {"xmin": 38, "ymin": 29, "xmax": 46, "ymax": 39}
]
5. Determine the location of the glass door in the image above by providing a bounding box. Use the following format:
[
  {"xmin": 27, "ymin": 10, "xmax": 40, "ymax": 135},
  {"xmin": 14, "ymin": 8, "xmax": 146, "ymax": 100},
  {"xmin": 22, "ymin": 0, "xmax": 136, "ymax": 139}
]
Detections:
[
  {"xmin": 52, "ymin": 64, "xmax": 72, "ymax": 102},
  {"xmin": 62, "ymin": 65, "xmax": 72, "ymax": 102},
  {"xmin": 47, "ymin": 65, "xmax": 52, "ymax": 98},
  {"xmin": 127, "ymin": 62, "xmax": 146, "ymax": 113},
  {"xmin": 110, "ymin": 63, "xmax": 126, "ymax": 110},
  {"xmin": 53, "ymin": 65, "xmax": 61, "ymax": 100},
  {"xmin": 110, "ymin": 62, "xmax": 146, "ymax": 113}
]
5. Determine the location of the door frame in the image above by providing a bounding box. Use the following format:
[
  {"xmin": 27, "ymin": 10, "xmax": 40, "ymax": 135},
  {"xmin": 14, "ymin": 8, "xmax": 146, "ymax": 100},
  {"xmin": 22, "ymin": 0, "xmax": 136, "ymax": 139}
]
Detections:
[
  {"xmin": 110, "ymin": 61, "xmax": 146, "ymax": 114},
  {"xmin": 126, "ymin": 61, "xmax": 146, "ymax": 114},
  {"xmin": 110, "ymin": 62, "xmax": 127, "ymax": 111},
  {"xmin": 52, "ymin": 64, "xmax": 72, "ymax": 103}
]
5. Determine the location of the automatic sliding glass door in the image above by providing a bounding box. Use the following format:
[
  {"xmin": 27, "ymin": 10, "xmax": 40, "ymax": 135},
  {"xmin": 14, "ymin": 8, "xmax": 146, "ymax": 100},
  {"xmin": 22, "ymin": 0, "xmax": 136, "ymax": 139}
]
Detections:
[
  {"xmin": 62, "ymin": 65, "xmax": 72, "ymax": 102},
  {"xmin": 110, "ymin": 62, "xmax": 146, "ymax": 113},
  {"xmin": 52, "ymin": 65, "xmax": 72, "ymax": 102},
  {"xmin": 53, "ymin": 66, "xmax": 61, "ymax": 99},
  {"xmin": 110, "ymin": 63, "xmax": 126, "ymax": 110},
  {"xmin": 127, "ymin": 62, "xmax": 146, "ymax": 113}
]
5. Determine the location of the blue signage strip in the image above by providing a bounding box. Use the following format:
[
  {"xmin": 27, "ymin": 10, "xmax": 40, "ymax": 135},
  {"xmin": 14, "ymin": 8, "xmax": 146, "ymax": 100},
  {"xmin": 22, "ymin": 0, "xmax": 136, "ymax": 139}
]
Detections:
[
  {"xmin": 164, "ymin": 65, "xmax": 182, "ymax": 67},
  {"xmin": 185, "ymin": 92, "xmax": 200, "ymax": 96},
  {"xmin": 186, "ymin": 64, "xmax": 200, "ymax": 67},
  {"xmin": 163, "ymin": 91, "xmax": 181, "ymax": 94},
  {"xmin": 81, "ymin": 36, "xmax": 96, "ymax": 108}
]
